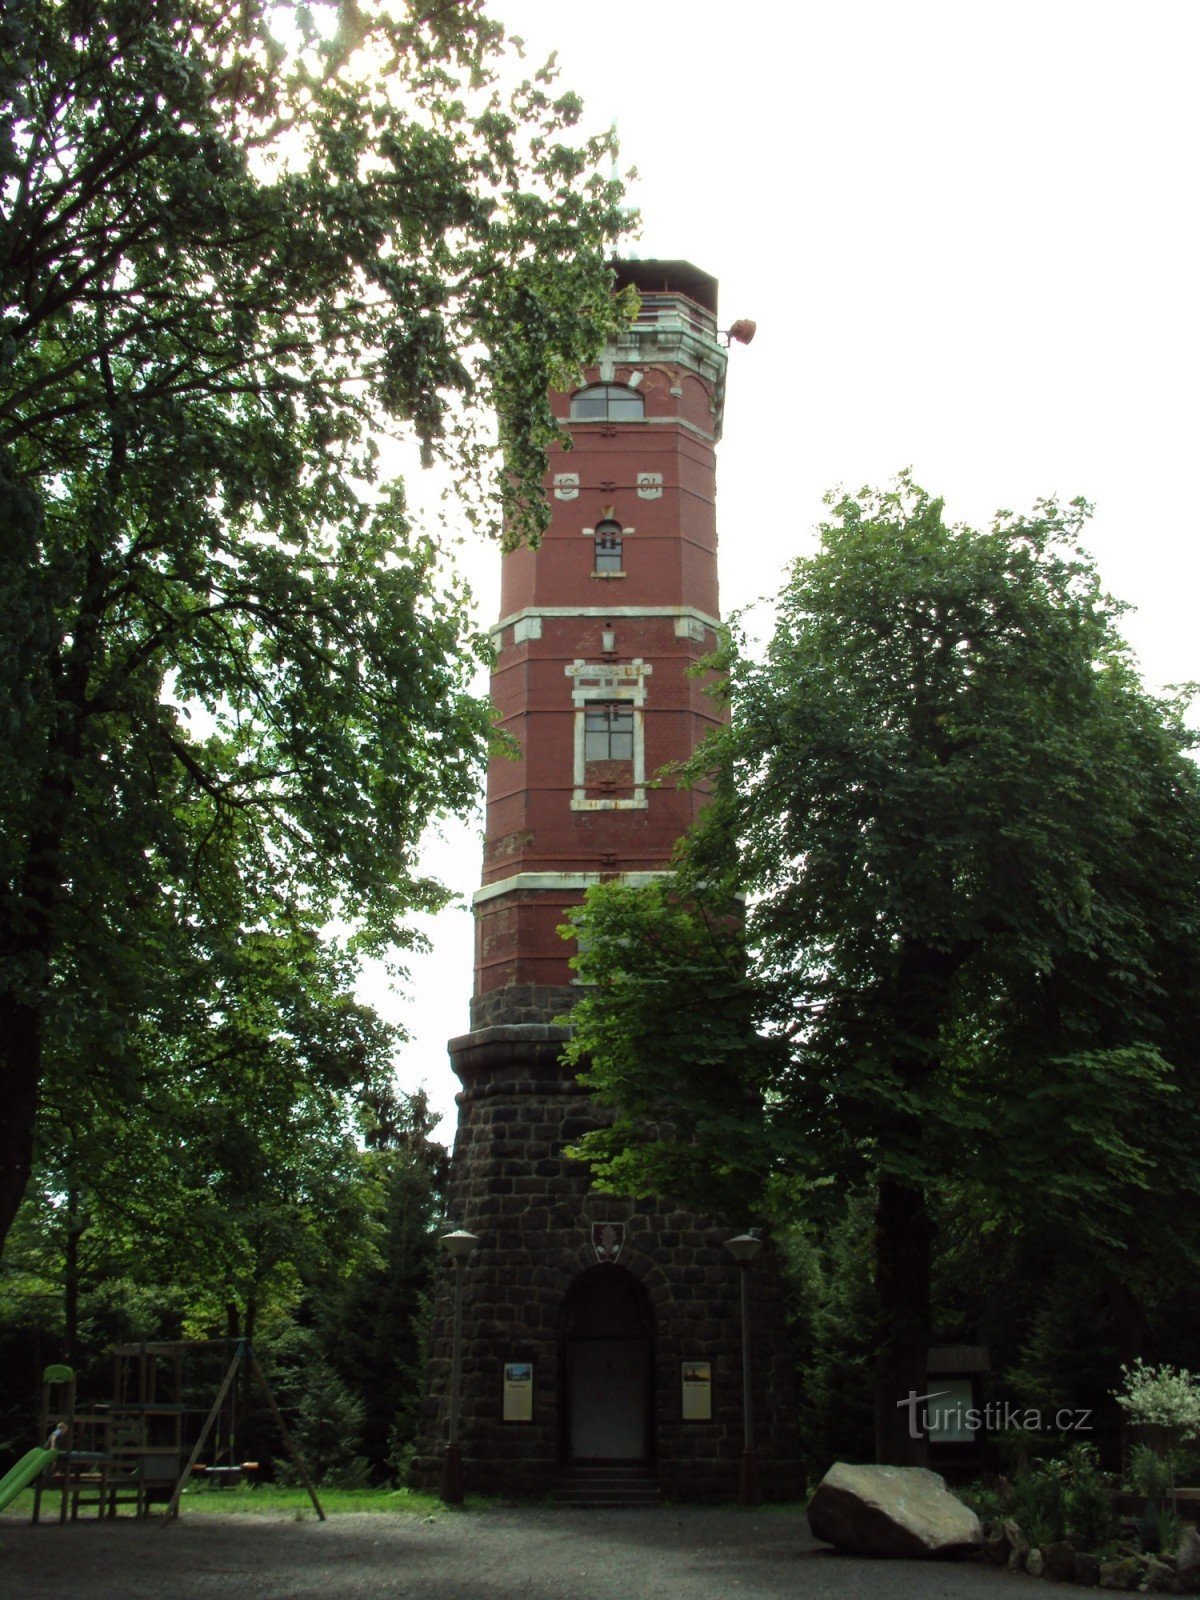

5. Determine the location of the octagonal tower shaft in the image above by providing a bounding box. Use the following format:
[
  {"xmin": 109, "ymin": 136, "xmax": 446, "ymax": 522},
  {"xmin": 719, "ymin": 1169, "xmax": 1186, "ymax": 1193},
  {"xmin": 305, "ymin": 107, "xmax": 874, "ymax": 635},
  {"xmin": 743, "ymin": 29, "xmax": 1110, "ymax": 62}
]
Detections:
[{"xmin": 472, "ymin": 260, "xmax": 728, "ymax": 1029}]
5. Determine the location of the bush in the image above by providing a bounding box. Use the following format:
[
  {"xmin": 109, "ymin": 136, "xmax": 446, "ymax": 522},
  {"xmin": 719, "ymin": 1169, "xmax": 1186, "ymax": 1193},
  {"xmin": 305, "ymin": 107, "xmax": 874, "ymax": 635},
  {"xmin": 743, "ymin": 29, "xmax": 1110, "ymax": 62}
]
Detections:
[
  {"xmin": 291, "ymin": 1361, "xmax": 367, "ymax": 1487},
  {"xmin": 1006, "ymin": 1444, "xmax": 1117, "ymax": 1551},
  {"xmin": 1128, "ymin": 1442, "xmax": 1176, "ymax": 1501},
  {"xmin": 1114, "ymin": 1362, "xmax": 1200, "ymax": 1441}
]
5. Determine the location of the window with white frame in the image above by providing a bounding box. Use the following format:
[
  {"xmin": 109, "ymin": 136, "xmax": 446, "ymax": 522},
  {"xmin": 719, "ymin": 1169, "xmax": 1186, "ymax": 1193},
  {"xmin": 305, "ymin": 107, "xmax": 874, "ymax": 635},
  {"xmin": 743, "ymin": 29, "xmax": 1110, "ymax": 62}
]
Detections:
[{"xmin": 566, "ymin": 659, "xmax": 652, "ymax": 811}]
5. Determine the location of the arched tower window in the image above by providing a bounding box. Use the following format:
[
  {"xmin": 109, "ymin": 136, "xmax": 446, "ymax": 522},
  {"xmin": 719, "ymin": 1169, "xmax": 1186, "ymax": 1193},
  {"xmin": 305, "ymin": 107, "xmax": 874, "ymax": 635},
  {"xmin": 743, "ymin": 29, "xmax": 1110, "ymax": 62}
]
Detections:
[
  {"xmin": 593, "ymin": 518, "xmax": 623, "ymax": 573},
  {"xmin": 569, "ymin": 384, "xmax": 644, "ymax": 421}
]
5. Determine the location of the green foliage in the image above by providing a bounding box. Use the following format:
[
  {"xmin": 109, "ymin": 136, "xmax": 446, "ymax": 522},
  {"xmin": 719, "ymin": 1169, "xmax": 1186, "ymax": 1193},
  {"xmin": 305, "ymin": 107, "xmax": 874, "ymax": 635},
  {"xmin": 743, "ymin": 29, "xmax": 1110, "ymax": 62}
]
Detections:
[
  {"xmin": 787, "ymin": 1197, "xmax": 877, "ymax": 1479},
  {"xmin": 1009, "ymin": 1462, "xmax": 1070, "ymax": 1548},
  {"xmin": 290, "ymin": 1360, "xmax": 368, "ymax": 1488},
  {"xmin": 0, "ymin": 0, "xmax": 630, "ymax": 1249},
  {"xmin": 566, "ymin": 474, "xmax": 1200, "ymax": 1452},
  {"xmin": 562, "ymin": 880, "xmax": 781, "ymax": 1219},
  {"xmin": 313, "ymin": 1090, "xmax": 447, "ymax": 1479},
  {"xmin": 1128, "ymin": 1443, "xmax": 1177, "ymax": 1500},
  {"xmin": 1136, "ymin": 1497, "xmax": 1178, "ymax": 1556},
  {"xmin": 1115, "ymin": 1362, "xmax": 1200, "ymax": 1439},
  {"xmin": 1007, "ymin": 1445, "xmax": 1117, "ymax": 1551},
  {"xmin": 28, "ymin": 925, "xmax": 399, "ymax": 1341}
]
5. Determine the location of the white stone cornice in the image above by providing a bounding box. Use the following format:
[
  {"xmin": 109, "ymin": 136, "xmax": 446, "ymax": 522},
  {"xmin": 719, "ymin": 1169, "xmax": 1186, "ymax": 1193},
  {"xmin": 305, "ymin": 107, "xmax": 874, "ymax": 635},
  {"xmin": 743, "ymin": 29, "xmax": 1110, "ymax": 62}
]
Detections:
[
  {"xmin": 493, "ymin": 603, "xmax": 720, "ymax": 637},
  {"xmin": 473, "ymin": 870, "xmax": 672, "ymax": 906}
]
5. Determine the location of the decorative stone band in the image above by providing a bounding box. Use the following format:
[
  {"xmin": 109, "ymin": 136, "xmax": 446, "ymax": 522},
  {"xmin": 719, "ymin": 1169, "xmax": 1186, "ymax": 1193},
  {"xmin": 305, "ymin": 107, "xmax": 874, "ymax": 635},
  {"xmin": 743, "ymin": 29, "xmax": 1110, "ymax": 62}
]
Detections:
[
  {"xmin": 491, "ymin": 604, "xmax": 720, "ymax": 647},
  {"xmin": 555, "ymin": 413, "xmax": 717, "ymax": 443},
  {"xmin": 472, "ymin": 870, "xmax": 672, "ymax": 907}
]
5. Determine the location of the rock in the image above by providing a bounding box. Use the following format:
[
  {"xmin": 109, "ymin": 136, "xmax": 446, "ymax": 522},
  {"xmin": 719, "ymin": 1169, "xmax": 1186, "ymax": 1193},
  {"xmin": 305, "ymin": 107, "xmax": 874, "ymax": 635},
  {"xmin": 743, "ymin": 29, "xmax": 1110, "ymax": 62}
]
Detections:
[
  {"xmin": 984, "ymin": 1532, "xmax": 1009, "ymax": 1565},
  {"xmin": 1076, "ymin": 1553, "xmax": 1103, "ymax": 1587},
  {"xmin": 1004, "ymin": 1517, "xmax": 1031, "ymax": 1555},
  {"xmin": 1027, "ymin": 1548, "xmax": 1046, "ymax": 1577},
  {"xmin": 1101, "ymin": 1556, "xmax": 1143, "ymax": 1590},
  {"xmin": 806, "ymin": 1462, "xmax": 983, "ymax": 1559},
  {"xmin": 1140, "ymin": 1555, "xmax": 1175, "ymax": 1591},
  {"xmin": 1043, "ymin": 1540, "xmax": 1077, "ymax": 1582},
  {"xmin": 1178, "ymin": 1526, "xmax": 1200, "ymax": 1593},
  {"xmin": 1003, "ymin": 1519, "xmax": 1031, "ymax": 1571}
]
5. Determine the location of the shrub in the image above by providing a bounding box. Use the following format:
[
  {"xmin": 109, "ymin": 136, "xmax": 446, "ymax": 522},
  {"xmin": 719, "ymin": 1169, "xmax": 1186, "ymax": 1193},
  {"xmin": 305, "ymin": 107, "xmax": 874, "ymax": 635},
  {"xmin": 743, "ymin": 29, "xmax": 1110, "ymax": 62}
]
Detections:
[
  {"xmin": 1006, "ymin": 1444, "xmax": 1116, "ymax": 1551},
  {"xmin": 1114, "ymin": 1362, "xmax": 1200, "ymax": 1441}
]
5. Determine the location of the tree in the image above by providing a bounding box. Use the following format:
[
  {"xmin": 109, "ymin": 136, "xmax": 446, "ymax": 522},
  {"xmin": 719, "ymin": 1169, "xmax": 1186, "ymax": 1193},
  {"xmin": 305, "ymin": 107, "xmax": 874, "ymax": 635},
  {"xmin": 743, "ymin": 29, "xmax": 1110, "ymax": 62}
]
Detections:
[
  {"xmin": 316, "ymin": 1088, "xmax": 448, "ymax": 1479},
  {"xmin": 0, "ymin": 0, "xmax": 630, "ymax": 1249},
  {"xmin": 22, "ymin": 919, "xmax": 401, "ymax": 1351},
  {"xmin": 567, "ymin": 476, "xmax": 1200, "ymax": 1464}
]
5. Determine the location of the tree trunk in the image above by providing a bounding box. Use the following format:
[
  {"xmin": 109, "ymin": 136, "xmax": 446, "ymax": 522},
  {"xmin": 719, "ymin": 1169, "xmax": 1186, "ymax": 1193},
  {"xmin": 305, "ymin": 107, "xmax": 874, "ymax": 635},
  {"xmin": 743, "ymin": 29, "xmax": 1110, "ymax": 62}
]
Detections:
[
  {"xmin": 64, "ymin": 1186, "xmax": 83, "ymax": 1367},
  {"xmin": 0, "ymin": 997, "xmax": 42, "ymax": 1254},
  {"xmin": 868, "ymin": 934, "xmax": 966, "ymax": 1466},
  {"xmin": 873, "ymin": 1175, "xmax": 934, "ymax": 1466}
]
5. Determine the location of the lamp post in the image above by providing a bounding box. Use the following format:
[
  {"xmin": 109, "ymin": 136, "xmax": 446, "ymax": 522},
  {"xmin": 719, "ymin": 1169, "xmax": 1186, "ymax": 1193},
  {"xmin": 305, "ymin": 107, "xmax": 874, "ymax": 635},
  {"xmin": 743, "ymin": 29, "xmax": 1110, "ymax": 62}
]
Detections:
[
  {"xmin": 440, "ymin": 1228, "xmax": 479, "ymax": 1505},
  {"xmin": 725, "ymin": 1232, "xmax": 763, "ymax": 1506}
]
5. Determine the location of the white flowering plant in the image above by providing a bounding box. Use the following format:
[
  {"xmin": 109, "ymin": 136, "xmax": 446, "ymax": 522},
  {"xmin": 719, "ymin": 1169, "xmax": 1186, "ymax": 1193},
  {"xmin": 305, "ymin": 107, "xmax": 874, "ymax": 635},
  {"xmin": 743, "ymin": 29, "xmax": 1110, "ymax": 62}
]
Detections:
[{"xmin": 1113, "ymin": 1361, "xmax": 1200, "ymax": 1441}]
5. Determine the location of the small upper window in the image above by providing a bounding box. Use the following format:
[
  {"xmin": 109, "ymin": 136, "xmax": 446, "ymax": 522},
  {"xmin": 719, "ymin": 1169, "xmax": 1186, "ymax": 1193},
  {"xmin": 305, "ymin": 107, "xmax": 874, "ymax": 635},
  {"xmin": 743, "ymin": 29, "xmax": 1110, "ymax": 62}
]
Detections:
[
  {"xmin": 594, "ymin": 519, "xmax": 623, "ymax": 573},
  {"xmin": 570, "ymin": 384, "xmax": 644, "ymax": 422}
]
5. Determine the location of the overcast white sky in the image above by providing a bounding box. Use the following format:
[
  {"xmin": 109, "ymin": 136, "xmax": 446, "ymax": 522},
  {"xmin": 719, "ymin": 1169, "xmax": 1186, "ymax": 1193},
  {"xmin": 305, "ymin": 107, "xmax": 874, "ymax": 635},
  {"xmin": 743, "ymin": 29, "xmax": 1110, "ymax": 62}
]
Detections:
[{"xmin": 375, "ymin": 0, "xmax": 1200, "ymax": 1133}]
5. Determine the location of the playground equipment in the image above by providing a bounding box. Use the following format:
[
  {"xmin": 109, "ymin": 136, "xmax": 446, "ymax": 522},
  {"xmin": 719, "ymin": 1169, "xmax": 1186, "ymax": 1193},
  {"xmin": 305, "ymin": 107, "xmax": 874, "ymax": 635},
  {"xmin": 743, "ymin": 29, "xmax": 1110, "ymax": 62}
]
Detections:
[
  {"xmin": 31, "ymin": 1363, "xmax": 115, "ymax": 1523},
  {"xmin": 9, "ymin": 1343, "xmax": 324, "ymax": 1522},
  {"xmin": 0, "ymin": 1446, "xmax": 59, "ymax": 1514},
  {"xmin": 165, "ymin": 1339, "xmax": 324, "ymax": 1520}
]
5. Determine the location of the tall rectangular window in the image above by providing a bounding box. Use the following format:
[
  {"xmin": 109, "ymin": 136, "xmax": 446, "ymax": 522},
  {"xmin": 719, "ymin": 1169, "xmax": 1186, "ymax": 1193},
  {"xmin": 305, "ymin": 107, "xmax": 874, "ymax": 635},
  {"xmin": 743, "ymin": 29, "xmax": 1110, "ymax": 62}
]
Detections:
[{"xmin": 584, "ymin": 703, "xmax": 634, "ymax": 761}]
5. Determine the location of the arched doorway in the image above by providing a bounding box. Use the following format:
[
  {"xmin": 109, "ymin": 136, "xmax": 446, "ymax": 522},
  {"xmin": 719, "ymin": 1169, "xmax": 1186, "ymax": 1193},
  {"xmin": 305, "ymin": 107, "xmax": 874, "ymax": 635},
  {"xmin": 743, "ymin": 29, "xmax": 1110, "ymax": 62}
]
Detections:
[{"xmin": 560, "ymin": 1265, "xmax": 654, "ymax": 1462}]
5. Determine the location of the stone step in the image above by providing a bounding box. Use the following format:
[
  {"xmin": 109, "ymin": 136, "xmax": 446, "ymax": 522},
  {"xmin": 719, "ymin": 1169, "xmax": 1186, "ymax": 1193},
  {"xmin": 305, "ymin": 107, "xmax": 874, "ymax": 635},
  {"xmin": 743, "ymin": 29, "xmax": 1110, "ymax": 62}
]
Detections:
[{"xmin": 553, "ymin": 1465, "xmax": 662, "ymax": 1508}]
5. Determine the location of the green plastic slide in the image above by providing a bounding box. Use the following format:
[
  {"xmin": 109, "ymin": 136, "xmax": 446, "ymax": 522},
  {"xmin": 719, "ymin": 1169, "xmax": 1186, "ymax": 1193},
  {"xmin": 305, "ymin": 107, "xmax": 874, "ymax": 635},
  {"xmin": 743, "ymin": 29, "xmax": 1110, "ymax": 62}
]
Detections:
[{"xmin": 0, "ymin": 1448, "xmax": 58, "ymax": 1512}]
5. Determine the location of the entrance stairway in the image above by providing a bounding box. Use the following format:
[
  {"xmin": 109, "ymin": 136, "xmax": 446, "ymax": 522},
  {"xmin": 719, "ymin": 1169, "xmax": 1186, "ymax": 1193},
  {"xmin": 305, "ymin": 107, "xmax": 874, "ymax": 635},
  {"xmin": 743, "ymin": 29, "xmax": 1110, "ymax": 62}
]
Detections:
[{"xmin": 553, "ymin": 1464, "xmax": 662, "ymax": 1508}]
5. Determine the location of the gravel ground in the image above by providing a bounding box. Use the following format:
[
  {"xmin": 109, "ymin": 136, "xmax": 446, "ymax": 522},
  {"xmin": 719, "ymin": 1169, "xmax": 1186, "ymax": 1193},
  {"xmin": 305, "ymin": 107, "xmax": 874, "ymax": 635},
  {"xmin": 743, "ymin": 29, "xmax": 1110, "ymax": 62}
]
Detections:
[{"xmin": 1, "ymin": 1506, "xmax": 1041, "ymax": 1600}]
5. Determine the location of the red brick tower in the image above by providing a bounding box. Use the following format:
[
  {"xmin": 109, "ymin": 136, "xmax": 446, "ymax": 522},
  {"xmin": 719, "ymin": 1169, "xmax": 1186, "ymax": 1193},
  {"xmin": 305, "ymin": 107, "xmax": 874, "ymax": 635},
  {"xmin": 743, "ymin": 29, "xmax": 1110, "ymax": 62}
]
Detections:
[
  {"xmin": 416, "ymin": 262, "xmax": 800, "ymax": 1501},
  {"xmin": 474, "ymin": 258, "xmax": 726, "ymax": 1027}
]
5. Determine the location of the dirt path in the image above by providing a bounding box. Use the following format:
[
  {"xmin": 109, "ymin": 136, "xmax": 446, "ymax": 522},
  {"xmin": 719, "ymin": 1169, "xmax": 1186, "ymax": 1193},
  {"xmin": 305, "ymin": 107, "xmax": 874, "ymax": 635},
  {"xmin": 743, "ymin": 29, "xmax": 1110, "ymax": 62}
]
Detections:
[{"xmin": 1, "ymin": 1505, "xmax": 1041, "ymax": 1600}]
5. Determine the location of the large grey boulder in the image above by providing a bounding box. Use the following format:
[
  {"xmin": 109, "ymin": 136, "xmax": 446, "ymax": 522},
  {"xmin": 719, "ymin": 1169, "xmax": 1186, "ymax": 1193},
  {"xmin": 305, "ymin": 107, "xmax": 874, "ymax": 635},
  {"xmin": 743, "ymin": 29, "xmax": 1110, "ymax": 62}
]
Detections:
[
  {"xmin": 806, "ymin": 1462, "xmax": 983, "ymax": 1558},
  {"xmin": 1178, "ymin": 1525, "xmax": 1200, "ymax": 1594}
]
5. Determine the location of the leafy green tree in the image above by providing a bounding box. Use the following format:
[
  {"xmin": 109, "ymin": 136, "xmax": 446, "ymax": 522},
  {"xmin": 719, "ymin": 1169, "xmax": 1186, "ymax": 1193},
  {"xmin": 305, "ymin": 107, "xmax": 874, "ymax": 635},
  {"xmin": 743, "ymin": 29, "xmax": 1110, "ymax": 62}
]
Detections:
[
  {"xmin": 0, "ymin": 0, "xmax": 629, "ymax": 1250},
  {"xmin": 45, "ymin": 924, "xmax": 403, "ymax": 1334},
  {"xmin": 319, "ymin": 1089, "xmax": 447, "ymax": 1480},
  {"xmin": 567, "ymin": 477, "xmax": 1200, "ymax": 1464}
]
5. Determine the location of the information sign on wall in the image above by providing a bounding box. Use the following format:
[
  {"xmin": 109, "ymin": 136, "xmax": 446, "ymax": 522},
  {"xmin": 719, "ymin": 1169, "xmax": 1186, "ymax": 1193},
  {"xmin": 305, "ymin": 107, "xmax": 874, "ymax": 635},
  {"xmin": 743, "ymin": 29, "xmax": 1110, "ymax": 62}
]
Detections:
[
  {"xmin": 503, "ymin": 1362, "xmax": 534, "ymax": 1423},
  {"xmin": 681, "ymin": 1360, "xmax": 713, "ymax": 1421}
]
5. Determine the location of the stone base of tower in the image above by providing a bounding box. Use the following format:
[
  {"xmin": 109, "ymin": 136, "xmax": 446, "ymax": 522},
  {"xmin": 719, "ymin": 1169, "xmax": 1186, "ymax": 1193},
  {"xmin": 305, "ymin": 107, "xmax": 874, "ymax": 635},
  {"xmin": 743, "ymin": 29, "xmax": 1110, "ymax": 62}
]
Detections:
[{"xmin": 410, "ymin": 1023, "xmax": 804, "ymax": 1502}]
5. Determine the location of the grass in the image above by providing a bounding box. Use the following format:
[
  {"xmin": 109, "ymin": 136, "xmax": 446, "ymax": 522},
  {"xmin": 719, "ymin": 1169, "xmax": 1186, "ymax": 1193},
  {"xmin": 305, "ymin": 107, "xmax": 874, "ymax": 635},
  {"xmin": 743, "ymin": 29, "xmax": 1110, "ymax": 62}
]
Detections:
[
  {"xmin": 1, "ymin": 1482, "xmax": 449, "ymax": 1521},
  {"xmin": 182, "ymin": 1483, "xmax": 447, "ymax": 1517}
]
